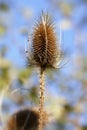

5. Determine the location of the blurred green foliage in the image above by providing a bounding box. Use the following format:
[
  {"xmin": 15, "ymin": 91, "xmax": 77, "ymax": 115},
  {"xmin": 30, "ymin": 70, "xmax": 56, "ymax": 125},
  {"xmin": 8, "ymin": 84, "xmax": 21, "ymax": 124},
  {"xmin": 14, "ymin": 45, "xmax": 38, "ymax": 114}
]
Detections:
[
  {"xmin": 0, "ymin": 24, "xmax": 7, "ymax": 36},
  {"xmin": 18, "ymin": 68, "xmax": 32, "ymax": 84},
  {"xmin": 0, "ymin": 2, "xmax": 9, "ymax": 12}
]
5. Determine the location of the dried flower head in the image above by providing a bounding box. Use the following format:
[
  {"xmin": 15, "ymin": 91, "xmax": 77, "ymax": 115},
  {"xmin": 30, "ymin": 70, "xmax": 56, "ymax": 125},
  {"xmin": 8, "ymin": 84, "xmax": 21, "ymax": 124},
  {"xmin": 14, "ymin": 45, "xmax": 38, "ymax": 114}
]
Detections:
[
  {"xmin": 6, "ymin": 108, "xmax": 47, "ymax": 130},
  {"xmin": 25, "ymin": 12, "xmax": 62, "ymax": 130},
  {"xmin": 27, "ymin": 12, "xmax": 61, "ymax": 71}
]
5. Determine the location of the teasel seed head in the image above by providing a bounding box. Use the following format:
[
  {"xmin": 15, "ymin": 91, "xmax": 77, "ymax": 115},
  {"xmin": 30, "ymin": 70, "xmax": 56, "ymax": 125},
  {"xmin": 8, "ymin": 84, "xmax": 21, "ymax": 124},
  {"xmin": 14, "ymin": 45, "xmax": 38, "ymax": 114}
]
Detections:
[
  {"xmin": 27, "ymin": 12, "xmax": 61, "ymax": 71},
  {"xmin": 6, "ymin": 108, "xmax": 48, "ymax": 130}
]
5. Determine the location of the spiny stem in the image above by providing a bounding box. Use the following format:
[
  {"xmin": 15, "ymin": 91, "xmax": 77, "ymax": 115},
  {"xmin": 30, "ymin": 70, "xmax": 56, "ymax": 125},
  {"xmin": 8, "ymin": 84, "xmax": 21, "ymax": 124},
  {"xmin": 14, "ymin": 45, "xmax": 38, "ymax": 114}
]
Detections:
[{"xmin": 38, "ymin": 68, "xmax": 45, "ymax": 130}]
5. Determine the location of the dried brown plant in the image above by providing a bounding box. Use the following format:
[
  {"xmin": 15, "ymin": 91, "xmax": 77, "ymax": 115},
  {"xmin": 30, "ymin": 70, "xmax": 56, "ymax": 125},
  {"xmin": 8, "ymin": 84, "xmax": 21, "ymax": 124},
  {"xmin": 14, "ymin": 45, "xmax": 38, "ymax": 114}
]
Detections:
[
  {"xmin": 6, "ymin": 108, "xmax": 47, "ymax": 130},
  {"xmin": 28, "ymin": 12, "xmax": 61, "ymax": 70},
  {"xmin": 26, "ymin": 12, "xmax": 61, "ymax": 130}
]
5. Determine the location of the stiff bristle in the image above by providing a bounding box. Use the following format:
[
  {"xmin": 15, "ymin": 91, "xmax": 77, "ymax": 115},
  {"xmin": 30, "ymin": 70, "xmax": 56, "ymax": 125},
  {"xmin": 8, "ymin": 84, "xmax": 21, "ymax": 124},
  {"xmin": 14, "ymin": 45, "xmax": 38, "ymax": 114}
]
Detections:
[{"xmin": 28, "ymin": 12, "xmax": 61, "ymax": 70}]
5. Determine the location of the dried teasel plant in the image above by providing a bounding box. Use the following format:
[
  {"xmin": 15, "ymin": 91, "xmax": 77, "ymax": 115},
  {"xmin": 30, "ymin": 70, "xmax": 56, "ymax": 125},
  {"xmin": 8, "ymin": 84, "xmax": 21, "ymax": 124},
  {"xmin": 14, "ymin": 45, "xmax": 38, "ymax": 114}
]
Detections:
[
  {"xmin": 6, "ymin": 108, "xmax": 48, "ymax": 130},
  {"xmin": 26, "ymin": 12, "xmax": 62, "ymax": 130}
]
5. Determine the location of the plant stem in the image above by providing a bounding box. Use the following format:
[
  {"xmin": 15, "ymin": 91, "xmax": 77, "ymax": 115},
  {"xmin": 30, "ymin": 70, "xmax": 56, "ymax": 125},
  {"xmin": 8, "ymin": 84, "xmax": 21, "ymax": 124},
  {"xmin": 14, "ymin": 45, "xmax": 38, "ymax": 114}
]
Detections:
[{"xmin": 38, "ymin": 68, "xmax": 45, "ymax": 130}]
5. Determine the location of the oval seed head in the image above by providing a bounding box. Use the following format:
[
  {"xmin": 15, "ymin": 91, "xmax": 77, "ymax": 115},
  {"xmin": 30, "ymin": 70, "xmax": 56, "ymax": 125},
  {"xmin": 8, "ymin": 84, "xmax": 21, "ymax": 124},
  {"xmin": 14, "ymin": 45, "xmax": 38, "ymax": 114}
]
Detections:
[{"xmin": 27, "ymin": 12, "xmax": 61, "ymax": 70}]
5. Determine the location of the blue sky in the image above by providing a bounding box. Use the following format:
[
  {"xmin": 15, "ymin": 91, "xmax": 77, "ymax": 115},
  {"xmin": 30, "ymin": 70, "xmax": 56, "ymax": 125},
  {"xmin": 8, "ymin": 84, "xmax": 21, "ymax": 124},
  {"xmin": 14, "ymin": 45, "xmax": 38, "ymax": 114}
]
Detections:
[
  {"xmin": 0, "ymin": 0, "xmax": 76, "ymax": 68},
  {"xmin": 0, "ymin": 0, "xmax": 87, "ymax": 69}
]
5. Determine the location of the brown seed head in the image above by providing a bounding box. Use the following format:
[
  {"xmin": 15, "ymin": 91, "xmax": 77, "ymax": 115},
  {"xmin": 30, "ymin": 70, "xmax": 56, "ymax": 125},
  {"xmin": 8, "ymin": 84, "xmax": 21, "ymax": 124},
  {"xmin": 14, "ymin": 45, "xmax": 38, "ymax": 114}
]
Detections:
[
  {"xmin": 6, "ymin": 108, "xmax": 48, "ymax": 130},
  {"xmin": 28, "ymin": 12, "xmax": 61, "ymax": 70}
]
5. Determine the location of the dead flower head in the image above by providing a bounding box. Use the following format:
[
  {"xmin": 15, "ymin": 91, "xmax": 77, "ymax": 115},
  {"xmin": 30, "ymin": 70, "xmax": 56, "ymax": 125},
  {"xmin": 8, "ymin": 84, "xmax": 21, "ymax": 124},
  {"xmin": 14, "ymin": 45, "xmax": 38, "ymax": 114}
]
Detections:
[
  {"xmin": 6, "ymin": 108, "xmax": 48, "ymax": 130},
  {"xmin": 26, "ymin": 12, "xmax": 61, "ymax": 71}
]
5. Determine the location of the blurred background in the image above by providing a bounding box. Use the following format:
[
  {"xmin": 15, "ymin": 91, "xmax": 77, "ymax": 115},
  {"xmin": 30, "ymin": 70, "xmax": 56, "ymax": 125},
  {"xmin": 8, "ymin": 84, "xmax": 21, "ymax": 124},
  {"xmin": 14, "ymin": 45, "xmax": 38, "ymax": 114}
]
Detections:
[{"xmin": 0, "ymin": 0, "xmax": 87, "ymax": 130}]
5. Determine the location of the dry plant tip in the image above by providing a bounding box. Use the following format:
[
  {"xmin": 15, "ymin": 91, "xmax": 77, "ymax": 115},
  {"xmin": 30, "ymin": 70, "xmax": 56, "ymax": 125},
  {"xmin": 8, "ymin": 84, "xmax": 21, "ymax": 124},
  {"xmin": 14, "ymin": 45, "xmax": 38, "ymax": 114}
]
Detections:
[{"xmin": 27, "ymin": 12, "xmax": 61, "ymax": 70}]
